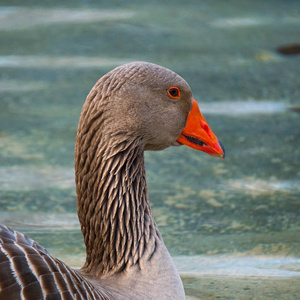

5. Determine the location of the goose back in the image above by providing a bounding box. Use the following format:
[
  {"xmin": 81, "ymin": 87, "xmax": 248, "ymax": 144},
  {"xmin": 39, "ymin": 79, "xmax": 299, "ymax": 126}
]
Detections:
[{"xmin": 0, "ymin": 225, "xmax": 109, "ymax": 300}]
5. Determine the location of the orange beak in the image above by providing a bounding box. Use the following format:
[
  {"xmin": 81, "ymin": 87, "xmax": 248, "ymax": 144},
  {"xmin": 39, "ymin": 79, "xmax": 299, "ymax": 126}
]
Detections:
[{"xmin": 177, "ymin": 99, "xmax": 225, "ymax": 158}]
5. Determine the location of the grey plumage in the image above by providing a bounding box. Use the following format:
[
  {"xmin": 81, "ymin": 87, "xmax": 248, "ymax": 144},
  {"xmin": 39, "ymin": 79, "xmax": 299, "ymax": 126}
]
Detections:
[
  {"xmin": 0, "ymin": 225, "xmax": 109, "ymax": 299},
  {"xmin": 0, "ymin": 62, "xmax": 200, "ymax": 299}
]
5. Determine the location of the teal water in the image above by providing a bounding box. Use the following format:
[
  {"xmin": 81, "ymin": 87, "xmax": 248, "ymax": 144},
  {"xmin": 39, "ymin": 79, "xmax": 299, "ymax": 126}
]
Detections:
[{"xmin": 0, "ymin": 1, "xmax": 299, "ymax": 299}]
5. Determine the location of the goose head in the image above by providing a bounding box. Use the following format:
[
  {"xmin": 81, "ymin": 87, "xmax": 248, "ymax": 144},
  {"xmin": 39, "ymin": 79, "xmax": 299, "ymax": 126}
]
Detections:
[{"xmin": 84, "ymin": 61, "xmax": 224, "ymax": 157}]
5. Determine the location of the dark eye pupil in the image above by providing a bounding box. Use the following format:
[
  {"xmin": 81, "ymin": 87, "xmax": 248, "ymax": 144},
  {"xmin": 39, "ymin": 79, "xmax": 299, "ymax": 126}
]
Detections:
[{"xmin": 169, "ymin": 88, "xmax": 178, "ymax": 97}]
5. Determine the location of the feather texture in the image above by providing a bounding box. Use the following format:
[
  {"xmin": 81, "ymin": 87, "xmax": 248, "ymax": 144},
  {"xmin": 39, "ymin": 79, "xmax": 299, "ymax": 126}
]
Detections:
[
  {"xmin": 0, "ymin": 62, "xmax": 195, "ymax": 299},
  {"xmin": 0, "ymin": 225, "xmax": 110, "ymax": 300}
]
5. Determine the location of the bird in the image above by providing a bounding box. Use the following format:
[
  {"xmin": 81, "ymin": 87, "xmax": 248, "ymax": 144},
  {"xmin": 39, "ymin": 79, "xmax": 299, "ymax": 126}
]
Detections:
[{"xmin": 0, "ymin": 62, "xmax": 225, "ymax": 300}]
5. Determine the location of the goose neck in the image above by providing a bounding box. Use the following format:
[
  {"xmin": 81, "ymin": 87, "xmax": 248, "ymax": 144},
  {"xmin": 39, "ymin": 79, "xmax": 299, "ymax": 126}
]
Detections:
[{"xmin": 76, "ymin": 137, "xmax": 160, "ymax": 276}]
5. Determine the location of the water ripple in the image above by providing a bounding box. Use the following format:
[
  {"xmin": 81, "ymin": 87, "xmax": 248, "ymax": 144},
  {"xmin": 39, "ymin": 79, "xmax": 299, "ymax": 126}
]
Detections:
[
  {"xmin": 0, "ymin": 167, "xmax": 75, "ymax": 191},
  {"xmin": 0, "ymin": 55, "xmax": 130, "ymax": 69},
  {"xmin": 0, "ymin": 7, "xmax": 135, "ymax": 30},
  {"xmin": 210, "ymin": 17, "xmax": 300, "ymax": 28},
  {"xmin": 201, "ymin": 101, "xmax": 288, "ymax": 115},
  {"xmin": 175, "ymin": 255, "xmax": 300, "ymax": 277}
]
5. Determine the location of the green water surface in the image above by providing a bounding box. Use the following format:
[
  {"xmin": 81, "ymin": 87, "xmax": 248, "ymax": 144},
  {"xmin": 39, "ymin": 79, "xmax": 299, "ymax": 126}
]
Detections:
[{"xmin": 0, "ymin": 1, "xmax": 299, "ymax": 299}]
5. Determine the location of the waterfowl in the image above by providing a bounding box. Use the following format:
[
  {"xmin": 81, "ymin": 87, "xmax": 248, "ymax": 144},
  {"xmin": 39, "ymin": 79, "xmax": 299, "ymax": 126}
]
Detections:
[{"xmin": 0, "ymin": 62, "xmax": 224, "ymax": 300}]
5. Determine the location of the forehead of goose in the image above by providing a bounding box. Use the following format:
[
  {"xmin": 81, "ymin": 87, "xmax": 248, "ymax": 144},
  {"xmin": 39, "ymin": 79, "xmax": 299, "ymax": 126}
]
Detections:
[{"xmin": 111, "ymin": 62, "xmax": 192, "ymax": 94}]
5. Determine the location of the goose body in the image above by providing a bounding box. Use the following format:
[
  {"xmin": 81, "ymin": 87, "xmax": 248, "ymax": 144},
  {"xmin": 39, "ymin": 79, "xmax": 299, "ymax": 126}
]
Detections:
[{"xmin": 0, "ymin": 62, "xmax": 224, "ymax": 300}]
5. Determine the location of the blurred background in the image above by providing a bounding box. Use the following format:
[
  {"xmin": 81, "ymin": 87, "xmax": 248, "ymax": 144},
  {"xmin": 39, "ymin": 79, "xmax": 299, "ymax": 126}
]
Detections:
[{"xmin": 0, "ymin": 1, "xmax": 299, "ymax": 299}]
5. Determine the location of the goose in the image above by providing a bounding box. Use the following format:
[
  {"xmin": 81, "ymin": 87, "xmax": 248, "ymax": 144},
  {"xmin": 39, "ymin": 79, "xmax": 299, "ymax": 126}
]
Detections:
[{"xmin": 0, "ymin": 62, "xmax": 225, "ymax": 300}]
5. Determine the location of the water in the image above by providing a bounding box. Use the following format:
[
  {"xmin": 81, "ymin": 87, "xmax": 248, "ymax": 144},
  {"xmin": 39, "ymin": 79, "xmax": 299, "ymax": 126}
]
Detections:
[{"xmin": 0, "ymin": 1, "xmax": 299, "ymax": 299}]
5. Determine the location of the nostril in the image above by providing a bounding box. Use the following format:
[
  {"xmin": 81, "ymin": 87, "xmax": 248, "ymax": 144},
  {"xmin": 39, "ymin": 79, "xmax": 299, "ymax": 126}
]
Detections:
[{"xmin": 202, "ymin": 123, "xmax": 211, "ymax": 136}]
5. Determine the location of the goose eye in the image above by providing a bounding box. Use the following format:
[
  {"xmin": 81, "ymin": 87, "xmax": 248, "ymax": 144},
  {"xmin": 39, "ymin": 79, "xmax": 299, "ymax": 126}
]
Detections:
[{"xmin": 167, "ymin": 87, "xmax": 181, "ymax": 99}]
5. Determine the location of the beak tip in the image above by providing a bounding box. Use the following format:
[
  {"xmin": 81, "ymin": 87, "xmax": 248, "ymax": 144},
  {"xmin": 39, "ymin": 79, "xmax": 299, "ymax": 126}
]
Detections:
[{"xmin": 219, "ymin": 140, "xmax": 225, "ymax": 159}]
